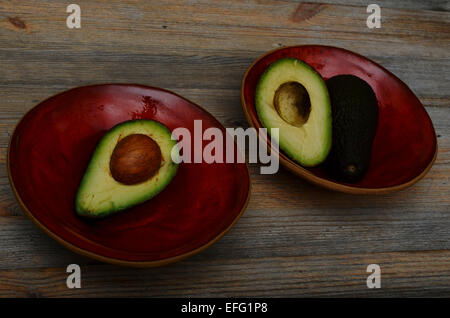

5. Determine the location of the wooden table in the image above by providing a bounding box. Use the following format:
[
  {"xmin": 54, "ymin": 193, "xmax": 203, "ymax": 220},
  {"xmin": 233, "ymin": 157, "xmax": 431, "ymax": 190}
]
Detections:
[{"xmin": 0, "ymin": 0, "xmax": 449, "ymax": 297}]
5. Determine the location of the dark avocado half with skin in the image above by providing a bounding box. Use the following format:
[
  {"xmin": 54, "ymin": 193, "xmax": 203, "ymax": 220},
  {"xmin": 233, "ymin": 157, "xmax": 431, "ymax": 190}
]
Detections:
[
  {"xmin": 325, "ymin": 75, "xmax": 379, "ymax": 183},
  {"xmin": 255, "ymin": 58, "xmax": 332, "ymax": 167},
  {"xmin": 75, "ymin": 119, "xmax": 179, "ymax": 218}
]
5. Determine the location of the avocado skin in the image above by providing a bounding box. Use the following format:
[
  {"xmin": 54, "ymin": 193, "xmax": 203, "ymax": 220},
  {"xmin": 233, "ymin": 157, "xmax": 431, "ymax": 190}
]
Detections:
[{"xmin": 325, "ymin": 75, "xmax": 378, "ymax": 183}]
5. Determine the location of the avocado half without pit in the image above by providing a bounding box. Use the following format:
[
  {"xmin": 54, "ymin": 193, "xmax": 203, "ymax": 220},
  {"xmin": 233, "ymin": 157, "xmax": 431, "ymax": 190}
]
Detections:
[
  {"xmin": 76, "ymin": 119, "xmax": 179, "ymax": 218},
  {"xmin": 255, "ymin": 58, "xmax": 332, "ymax": 166}
]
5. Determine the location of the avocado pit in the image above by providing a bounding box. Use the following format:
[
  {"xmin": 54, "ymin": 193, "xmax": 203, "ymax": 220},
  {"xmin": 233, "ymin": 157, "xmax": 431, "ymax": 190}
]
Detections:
[
  {"xmin": 110, "ymin": 133, "xmax": 162, "ymax": 185},
  {"xmin": 273, "ymin": 81, "xmax": 311, "ymax": 127}
]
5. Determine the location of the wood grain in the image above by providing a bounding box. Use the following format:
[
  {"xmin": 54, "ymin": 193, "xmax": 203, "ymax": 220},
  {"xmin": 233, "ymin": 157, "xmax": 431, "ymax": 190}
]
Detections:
[
  {"xmin": 0, "ymin": 251, "xmax": 449, "ymax": 297},
  {"xmin": 0, "ymin": 0, "xmax": 449, "ymax": 297}
]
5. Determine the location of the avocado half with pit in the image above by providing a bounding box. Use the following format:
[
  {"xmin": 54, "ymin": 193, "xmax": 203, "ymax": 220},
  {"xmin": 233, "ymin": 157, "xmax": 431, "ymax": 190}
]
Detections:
[
  {"xmin": 255, "ymin": 58, "xmax": 332, "ymax": 166},
  {"xmin": 76, "ymin": 119, "xmax": 179, "ymax": 218}
]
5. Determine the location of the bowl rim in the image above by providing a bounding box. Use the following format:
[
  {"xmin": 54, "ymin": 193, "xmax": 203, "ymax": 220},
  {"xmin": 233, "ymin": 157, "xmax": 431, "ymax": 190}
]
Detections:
[
  {"xmin": 240, "ymin": 45, "xmax": 438, "ymax": 195},
  {"xmin": 8, "ymin": 83, "xmax": 251, "ymax": 267}
]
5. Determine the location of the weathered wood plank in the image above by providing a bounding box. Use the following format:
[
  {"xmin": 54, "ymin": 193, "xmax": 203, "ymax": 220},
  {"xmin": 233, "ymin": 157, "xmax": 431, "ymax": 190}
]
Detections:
[
  {"xmin": 282, "ymin": 0, "xmax": 450, "ymax": 12},
  {"xmin": 0, "ymin": 250, "xmax": 449, "ymax": 297},
  {"xmin": 1, "ymin": 197, "xmax": 450, "ymax": 270},
  {"xmin": 0, "ymin": 51, "xmax": 448, "ymax": 105},
  {"xmin": 0, "ymin": 1, "xmax": 448, "ymax": 58}
]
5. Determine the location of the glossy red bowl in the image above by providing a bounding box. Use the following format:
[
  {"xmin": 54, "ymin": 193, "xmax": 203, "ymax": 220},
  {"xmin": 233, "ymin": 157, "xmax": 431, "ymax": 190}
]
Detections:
[
  {"xmin": 8, "ymin": 84, "xmax": 250, "ymax": 267},
  {"xmin": 241, "ymin": 45, "xmax": 437, "ymax": 194}
]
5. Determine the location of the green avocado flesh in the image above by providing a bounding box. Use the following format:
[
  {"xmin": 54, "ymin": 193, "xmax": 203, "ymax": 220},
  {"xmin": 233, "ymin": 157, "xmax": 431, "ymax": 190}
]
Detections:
[
  {"xmin": 76, "ymin": 119, "xmax": 179, "ymax": 218},
  {"xmin": 255, "ymin": 58, "xmax": 332, "ymax": 167},
  {"xmin": 325, "ymin": 75, "xmax": 378, "ymax": 182}
]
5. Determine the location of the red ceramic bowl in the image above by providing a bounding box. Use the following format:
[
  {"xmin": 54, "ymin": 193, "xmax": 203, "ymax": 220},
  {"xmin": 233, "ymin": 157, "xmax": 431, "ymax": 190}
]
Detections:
[
  {"xmin": 241, "ymin": 45, "xmax": 437, "ymax": 194},
  {"xmin": 8, "ymin": 84, "xmax": 250, "ymax": 267}
]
